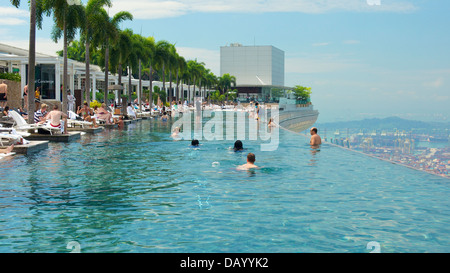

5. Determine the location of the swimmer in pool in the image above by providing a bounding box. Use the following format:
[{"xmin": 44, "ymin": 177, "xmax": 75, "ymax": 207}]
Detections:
[
  {"xmin": 233, "ymin": 140, "xmax": 244, "ymax": 152},
  {"xmin": 161, "ymin": 112, "xmax": 169, "ymax": 122},
  {"xmin": 237, "ymin": 153, "xmax": 258, "ymax": 170},
  {"xmin": 191, "ymin": 139, "xmax": 199, "ymax": 147},
  {"xmin": 171, "ymin": 126, "xmax": 180, "ymax": 138},
  {"xmin": 310, "ymin": 127, "xmax": 322, "ymax": 148}
]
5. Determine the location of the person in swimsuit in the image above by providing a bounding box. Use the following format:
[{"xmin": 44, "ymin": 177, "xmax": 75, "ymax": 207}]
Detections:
[
  {"xmin": 77, "ymin": 102, "xmax": 98, "ymax": 128},
  {"xmin": 237, "ymin": 153, "xmax": 258, "ymax": 170},
  {"xmin": 96, "ymin": 103, "xmax": 114, "ymax": 124},
  {"xmin": 233, "ymin": 140, "xmax": 244, "ymax": 152},
  {"xmin": 0, "ymin": 144, "xmax": 14, "ymax": 154},
  {"xmin": 41, "ymin": 105, "xmax": 68, "ymax": 134},
  {"xmin": 310, "ymin": 127, "xmax": 322, "ymax": 148},
  {"xmin": 161, "ymin": 112, "xmax": 168, "ymax": 122},
  {"xmin": 23, "ymin": 84, "xmax": 28, "ymax": 110},
  {"xmin": 0, "ymin": 80, "xmax": 7, "ymax": 108}
]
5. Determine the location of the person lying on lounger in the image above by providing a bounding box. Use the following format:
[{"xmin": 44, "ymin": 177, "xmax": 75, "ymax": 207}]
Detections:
[{"xmin": 0, "ymin": 144, "xmax": 14, "ymax": 154}]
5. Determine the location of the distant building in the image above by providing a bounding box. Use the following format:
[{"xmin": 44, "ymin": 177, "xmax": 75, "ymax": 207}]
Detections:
[{"xmin": 220, "ymin": 43, "xmax": 290, "ymax": 102}]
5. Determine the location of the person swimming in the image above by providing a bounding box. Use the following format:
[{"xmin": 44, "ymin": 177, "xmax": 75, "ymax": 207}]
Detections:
[
  {"xmin": 161, "ymin": 112, "xmax": 168, "ymax": 122},
  {"xmin": 237, "ymin": 152, "xmax": 258, "ymax": 170},
  {"xmin": 233, "ymin": 140, "xmax": 244, "ymax": 152},
  {"xmin": 191, "ymin": 139, "xmax": 199, "ymax": 147}
]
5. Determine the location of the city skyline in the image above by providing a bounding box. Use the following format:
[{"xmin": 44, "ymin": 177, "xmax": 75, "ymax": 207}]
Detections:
[{"xmin": 1, "ymin": 0, "xmax": 449, "ymax": 123}]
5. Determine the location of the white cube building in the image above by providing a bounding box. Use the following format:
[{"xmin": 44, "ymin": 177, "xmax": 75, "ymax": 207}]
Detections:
[{"xmin": 220, "ymin": 43, "xmax": 290, "ymax": 102}]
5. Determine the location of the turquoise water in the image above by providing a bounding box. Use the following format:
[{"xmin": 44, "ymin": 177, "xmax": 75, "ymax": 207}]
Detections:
[{"xmin": 0, "ymin": 117, "xmax": 449, "ymax": 253}]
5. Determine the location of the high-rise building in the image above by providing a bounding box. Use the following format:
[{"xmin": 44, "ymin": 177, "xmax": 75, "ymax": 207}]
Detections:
[{"xmin": 220, "ymin": 44, "xmax": 288, "ymax": 102}]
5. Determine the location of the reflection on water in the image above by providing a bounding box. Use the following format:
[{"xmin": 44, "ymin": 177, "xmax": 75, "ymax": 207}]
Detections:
[{"xmin": 0, "ymin": 116, "xmax": 449, "ymax": 253}]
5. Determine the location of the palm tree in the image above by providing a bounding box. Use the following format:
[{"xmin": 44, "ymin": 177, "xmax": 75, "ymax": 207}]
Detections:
[
  {"xmin": 95, "ymin": 10, "xmax": 133, "ymax": 104},
  {"xmin": 124, "ymin": 30, "xmax": 144, "ymax": 104},
  {"xmin": 110, "ymin": 29, "xmax": 132, "ymax": 98},
  {"xmin": 218, "ymin": 73, "xmax": 236, "ymax": 95},
  {"xmin": 45, "ymin": 0, "xmax": 84, "ymax": 113},
  {"xmin": 11, "ymin": 0, "xmax": 46, "ymax": 122},
  {"xmin": 175, "ymin": 55, "xmax": 186, "ymax": 101},
  {"xmin": 167, "ymin": 44, "xmax": 178, "ymax": 104},
  {"xmin": 81, "ymin": 0, "xmax": 112, "ymax": 105},
  {"xmin": 142, "ymin": 36, "xmax": 155, "ymax": 108},
  {"xmin": 154, "ymin": 40, "xmax": 171, "ymax": 104}
]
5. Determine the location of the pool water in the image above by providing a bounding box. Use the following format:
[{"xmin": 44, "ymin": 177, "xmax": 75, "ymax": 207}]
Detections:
[{"xmin": 0, "ymin": 117, "xmax": 449, "ymax": 253}]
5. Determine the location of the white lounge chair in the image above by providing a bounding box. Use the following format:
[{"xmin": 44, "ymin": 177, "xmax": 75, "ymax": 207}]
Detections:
[
  {"xmin": 67, "ymin": 111, "xmax": 93, "ymax": 128},
  {"xmin": 9, "ymin": 110, "xmax": 60, "ymax": 135}
]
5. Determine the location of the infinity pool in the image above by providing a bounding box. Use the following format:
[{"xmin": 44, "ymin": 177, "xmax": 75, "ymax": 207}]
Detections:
[{"xmin": 0, "ymin": 117, "xmax": 449, "ymax": 253}]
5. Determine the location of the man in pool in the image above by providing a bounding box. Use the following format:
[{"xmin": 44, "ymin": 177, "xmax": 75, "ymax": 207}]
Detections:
[
  {"xmin": 191, "ymin": 139, "xmax": 199, "ymax": 147},
  {"xmin": 237, "ymin": 153, "xmax": 258, "ymax": 170},
  {"xmin": 310, "ymin": 127, "xmax": 322, "ymax": 147}
]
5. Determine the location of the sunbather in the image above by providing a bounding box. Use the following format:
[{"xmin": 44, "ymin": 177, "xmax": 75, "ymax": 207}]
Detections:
[
  {"xmin": 96, "ymin": 103, "xmax": 114, "ymax": 124},
  {"xmin": 77, "ymin": 102, "xmax": 98, "ymax": 128},
  {"xmin": 40, "ymin": 105, "xmax": 68, "ymax": 134},
  {"xmin": 0, "ymin": 144, "xmax": 14, "ymax": 154}
]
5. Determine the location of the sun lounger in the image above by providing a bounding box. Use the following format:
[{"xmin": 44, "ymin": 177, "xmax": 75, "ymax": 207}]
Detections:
[
  {"xmin": 67, "ymin": 111, "xmax": 93, "ymax": 128},
  {"xmin": 9, "ymin": 110, "xmax": 60, "ymax": 135}
]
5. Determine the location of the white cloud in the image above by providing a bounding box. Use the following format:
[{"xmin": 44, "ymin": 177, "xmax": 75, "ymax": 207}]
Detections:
[
  {"xmin": 312, "ymin": 42, "xmax": 330, "ymax": 47},
  {"xmin": 424, "ymin": 78, "xmax": 444, "ymax": 88},
  {"xmin": 0, "ymin": 6, "xmax": 29, "ymax": 17},
  {"xmin": 0, "ymin": 6, "xmax": 29, "ymax": 26},
  {"xmin": 5, "ymin": 38, "xmax": 63, "ymax": 57},
  {"xmin": 0, "ymin": 17, "xmax": 27, "ymax": 26},
  {"xmin": 176, "ymin": 46, "xmax": 220, "ymax": 75},
  {"xmin": 109, "ymin": 0, "xmax": 418, "ymax": 19}
]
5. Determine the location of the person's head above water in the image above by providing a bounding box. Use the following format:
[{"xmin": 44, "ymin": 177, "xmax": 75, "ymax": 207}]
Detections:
[
  {"xmin": 191, "ymin": 139, "xmax": 199, "ymax": 146},
  {"xmin": 234, "ymin": 140, "xmax": 243, "ymax": 151},
  {"xmin": 247, "ymin": 153, "xmax": 255, "ymax": 164}
]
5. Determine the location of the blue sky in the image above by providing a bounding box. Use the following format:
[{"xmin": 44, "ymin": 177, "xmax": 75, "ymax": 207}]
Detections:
[{"xmin": 1, "ymin": 0, "xmax": 449, "ymax": 123}]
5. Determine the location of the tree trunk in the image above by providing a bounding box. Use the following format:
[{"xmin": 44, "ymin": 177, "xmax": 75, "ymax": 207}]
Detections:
[
  {"xmin": 85, "ymin": 40, "xmax": 90, "ymax": 105},
  {"xmin": 138, "ymin": 59, "xmax": 142, "ymax": 110},
  {"xmin": 128, "ymin": 64, "xmax": 132, "ymax": 104},
  {"xmin": 27, "ymin": 0, "xmax": 36, "ymax": 124},
  {"xmin": 62, "ymin": 18, "xmax": 68, "ymax": 114},
  {"xmin": 162, "ymin": 62, "xmax": 165, "ymax": 105},
  {"xmin": 149, "ymin": 64, "xmax": 153, "ymax": 108},
  {"xmin": 175, "ymin": 71, "xmax": 179, "ymax": 102},
  {"xmin": 169, "ymin": 70, "xmax": 172, "ymax": 105},
  {"xmin": 104, "ymin": 45, "xmax": 109, "ymax": 105}
]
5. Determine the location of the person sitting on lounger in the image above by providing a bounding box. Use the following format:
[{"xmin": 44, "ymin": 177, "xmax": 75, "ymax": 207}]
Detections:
[
  {"xmin": 127, "ymin": 103, "xmax": 137, "ymax": 119},
  {"xmin": 96, "ymin": 103, "xmax": 114, "ymax": 124},
  {"xmin": 34, "ymin": 103, "xmax": 48, "ymax": 123},
  {"xmin": 1, "ymin": 106, "xmax": 9, "ymax": 117},
  {"xmin": 77, "ymin": 102, "xmax": 98, "ymax": 128},
  {"xmin": 40, "ymin": 105, "xmax": 68, "ymax": 134},
  {"xmin": 0, "ymin": 144, "xmax": 14, "ymax": 154}
]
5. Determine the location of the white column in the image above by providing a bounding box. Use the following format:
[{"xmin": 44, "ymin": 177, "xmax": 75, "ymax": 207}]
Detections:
[
  {"xmin": 70, "ymin": 63, "xmax": 75, "ymax": 92},
  {"xmin": 55, "ymin": 63, "xmax": 61, "ymax": 101},
  {"xmin": 77, "ymin": 73, "xmax": 81, "ymax": 90},
  {"xmin": 114, "ymin": 77, "xmax": 118, "ymax": 104}
]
